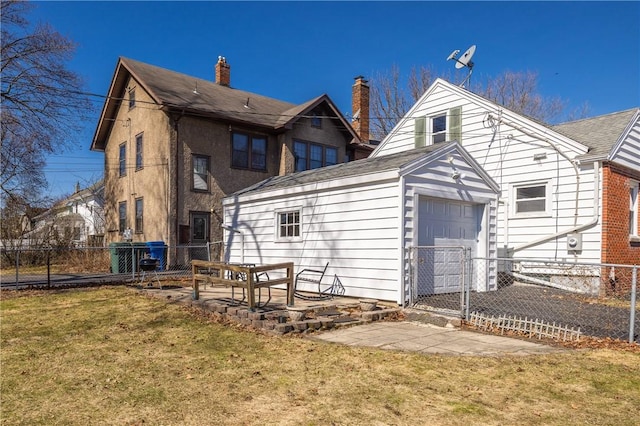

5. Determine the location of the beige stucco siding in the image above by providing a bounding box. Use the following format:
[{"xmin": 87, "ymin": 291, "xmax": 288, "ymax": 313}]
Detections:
[{"xmin": 104, "ymin": 77, "xmax": 171, "ymax": 244}]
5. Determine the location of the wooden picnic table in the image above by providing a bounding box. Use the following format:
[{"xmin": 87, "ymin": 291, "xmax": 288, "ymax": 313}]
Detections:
[{"xmin": 191, "ymin": 260, "xmax": 295, "ymax": 309}]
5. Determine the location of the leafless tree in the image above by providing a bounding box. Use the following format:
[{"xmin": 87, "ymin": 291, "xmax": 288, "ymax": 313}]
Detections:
[
  {"xmin": 369, "ymin": 65, "xmax": 589, "ymax": 140},
  {"xmin": 1, "ymin": 0, "xmax": 93, "ymax": 207}
]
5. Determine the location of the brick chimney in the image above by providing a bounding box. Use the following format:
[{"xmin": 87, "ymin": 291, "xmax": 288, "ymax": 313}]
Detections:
[
  {"xmin": 351, "ymin": 76, "xmax": 370, "ymax": 143},
  {"xmin": 215, "ymin": 56, "xmax": 230, "ymax": 86}
]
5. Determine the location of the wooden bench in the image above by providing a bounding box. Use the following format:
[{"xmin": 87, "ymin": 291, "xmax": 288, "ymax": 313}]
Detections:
[{"xmin": 191, "ymin": 260, "xmax": 294, "ymax": 310}]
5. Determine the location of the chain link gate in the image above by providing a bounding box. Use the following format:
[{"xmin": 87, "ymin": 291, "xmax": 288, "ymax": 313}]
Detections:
[{"xmin": 408, "ymin": 246, "xmax": 471, "ymax": 317}]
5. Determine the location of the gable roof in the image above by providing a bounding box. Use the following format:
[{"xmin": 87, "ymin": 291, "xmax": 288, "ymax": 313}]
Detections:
[
  {"xmin": 92, "ymin": 57, "xmax": 358, "ymax": 151},
  {"xmin": 228, "ymin": 141, "xmax": 498, "ymax": 198},
  {"xmin": 552, "ymin": 108, "xmax": 639, "ymax": 161},
  {"xmin": 371, "ymin": 78, "xmax": 593, "ymax": 158}
]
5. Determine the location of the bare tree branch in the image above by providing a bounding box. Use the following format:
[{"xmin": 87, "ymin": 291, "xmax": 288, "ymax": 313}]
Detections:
[
  {"xmin": 369, "ymin": 65, "xmax": 588, "ymax": 140},
  {"xmin": 1, "ymin": 0, "xmax": 94, "ymax": 206}
]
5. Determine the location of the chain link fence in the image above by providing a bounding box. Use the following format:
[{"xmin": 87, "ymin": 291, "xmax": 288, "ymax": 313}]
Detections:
[
  {"xmin": 409, "ymin": 247, "xmax": 639, "ymax": 343},
  {"xmin": 0, "ymin": 242, "xmax": 224, "ymax": 288}
]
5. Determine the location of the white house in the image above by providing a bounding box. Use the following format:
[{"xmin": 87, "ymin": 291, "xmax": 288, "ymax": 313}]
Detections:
[
  {"xmin": 222, "ymin": 142, "xmax": 499, "ymax": 304},
  {"xmin": 24, "ymin": 181, "xmax": 105, "ymax": 246},
  {"xmin": 371, "ymin": 79, "xmax": 640, "ymax": 274}
]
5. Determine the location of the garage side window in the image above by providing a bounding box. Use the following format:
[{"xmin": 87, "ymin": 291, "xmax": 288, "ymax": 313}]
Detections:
[
  {"xmin": 512, "ymin": 181, "xmax": 550, "ymax": 216},
  {"xmin": 276, "ymin": 210, "xmax": 301, "ymax": 241}
]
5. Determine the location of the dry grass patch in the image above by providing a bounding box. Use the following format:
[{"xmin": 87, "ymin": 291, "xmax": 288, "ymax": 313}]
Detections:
[{"xmin": 1, "ymin": 287, "xmax": 639, "ymax": 425}]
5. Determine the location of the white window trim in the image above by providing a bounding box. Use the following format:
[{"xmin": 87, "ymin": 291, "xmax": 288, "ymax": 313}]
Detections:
[
  {"xmin": 630, "ymin": 180, "xmax": 639, "ymax": 238},
  {"xmin": 510, "ymin": 180, "xmax": 552, "ymax": 218},
  {"xmin": 430, "ymin": 112, "xmax": 447, "ymax": 144},
  {"xmin": 275, "ymin": 207, "xmax": 303, "ymax": 242}
]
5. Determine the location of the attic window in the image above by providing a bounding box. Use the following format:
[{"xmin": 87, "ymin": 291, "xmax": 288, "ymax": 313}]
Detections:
[
  {"xmin": 311, "ymin": 115, "xmax": 322, "ymax": 128},
  {"xmin": 431, "ymin": 114, "xmax": 447, "ymax": 143},
  {"xmin": 128, "ymin": 88, "xmax": 136, "ymax": 109}
]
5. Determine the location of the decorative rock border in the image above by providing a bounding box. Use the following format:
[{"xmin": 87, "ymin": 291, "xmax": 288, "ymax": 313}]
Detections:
[{"xmin": 186, "ymin": 298, "xmax": 401, "ymax": 335}]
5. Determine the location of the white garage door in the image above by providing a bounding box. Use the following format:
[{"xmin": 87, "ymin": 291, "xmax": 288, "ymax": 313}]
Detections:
[{"xmin": 417, "ymin": 197, "xmax": 479, "ymax": 294}]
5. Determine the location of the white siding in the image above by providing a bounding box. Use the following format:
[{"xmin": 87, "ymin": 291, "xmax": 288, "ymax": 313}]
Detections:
[
  {"xmin": 224, "ymin": 179, "xmax": 403, "ymax": 301},
  {"xmin": 223, "ymin": 145, "xmax": 499, "ymax": 303},
  {"xmin": 374, "ymin": 80, "xmax": 603, "ymax": 263},
  {"xmin": 611, "ymin": 116, "xmax": 640, "ymax": 171}
]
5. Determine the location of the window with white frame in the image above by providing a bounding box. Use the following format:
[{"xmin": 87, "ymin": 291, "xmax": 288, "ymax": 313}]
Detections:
[
  {"xmin": 630, "ymin": 181, "xmax": 639, "ymax": 237},
  {"xmin": 414, "ymin": 106, "xmax": 462, "ymax": 148},
  {"xmin": 512, "ymin": 181, "xmax": 550, "ymax": 216},
  {"xmin": 192, "ymin": 155, "xmax": 209, "ymax": 192},
  {"xmin": 431, "ymin": 113, "xmax": 447, "ymax": 143},
  {"xmin": 277, "ymin": 210, "xmax": 301, "ymax": 240}
]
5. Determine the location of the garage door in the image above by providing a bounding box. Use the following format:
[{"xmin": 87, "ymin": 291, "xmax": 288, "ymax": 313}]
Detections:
[{"xmin": 417, "ymin": 197, "xmax": 479, "ymax": 294}]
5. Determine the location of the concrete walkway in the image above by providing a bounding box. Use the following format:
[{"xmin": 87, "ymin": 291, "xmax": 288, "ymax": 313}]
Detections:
[
  {"xmin": 143, "ymin": 285, "xmax": 565, "ymax": 356},
  {"xmin": 311, "ymin": 321, "xmax": 566, "ymax": 356}
]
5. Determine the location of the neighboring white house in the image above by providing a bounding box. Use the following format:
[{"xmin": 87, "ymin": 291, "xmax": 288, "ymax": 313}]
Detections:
[
  {"xmin": 222, "ymin": 142, "xmax": 499, "ymax": 304},
  {"xmin": 24, "ymin": 181, "xmax": 105, "ymax": 246},
  {"xmin": 370, "ymin": 79, "xmax": 640, "ymax": 271}
]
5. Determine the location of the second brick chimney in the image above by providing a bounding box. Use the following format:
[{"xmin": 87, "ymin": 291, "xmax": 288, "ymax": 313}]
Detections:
[
  {"xmin": 351, "ymin": 76, "xmax": 370, "ymax": 143},
  {"xmin": 215, "ymin": 56, "xmax": 230, "ymax": 86}
]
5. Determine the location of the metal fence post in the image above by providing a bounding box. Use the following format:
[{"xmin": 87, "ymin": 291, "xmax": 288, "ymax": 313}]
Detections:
[
  {"xmin": 630, "ymin": 265, "xmax": 637, "ymax": 344},
  {"xmin": 15, "ymin": 249, "xmax": 20, "ymax": 284}
]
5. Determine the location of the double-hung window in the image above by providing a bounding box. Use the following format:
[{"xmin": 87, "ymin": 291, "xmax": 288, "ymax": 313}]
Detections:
[
  {"xmin": 512, "ymin": 181, "xmax": 550, "ymax": 216},
  {"xmin": 630, "ymin": 181, "xmax": 639, "ymax": 238},
  {"xmin": 192, "ymin": 155, "xmax": 209, "ymax": 192},
  {"xmin": 118, "ymin": 201, "xmax": 127, "ymax": 232},
  {"xmin": 414, "ymin": 106, "xmax": 462, "ymax": 147},
  {"xmin": 232, "ymin": 132, "xmax": 267, "ymax": 171},
  {"xmin": 135, "ymin": 133, "xmax": 143, "ymax": 170},
  {"xmin": 119, "ymin": 142, "xmax": 127, "ymax": 177},
  {"xmin": 293, "ymin": 140, "xmax": 338, "ymax": 172},
  {"xmin": 129, "ymin": 88, "xmax": 136, "ymax": 109},
  {"xmin": 277, "ymin": 210, "xmax": 301, "ymax": 241},
  {"xmin": 135, "ymin": 197, "xmax": 143, "ymax": 234}
]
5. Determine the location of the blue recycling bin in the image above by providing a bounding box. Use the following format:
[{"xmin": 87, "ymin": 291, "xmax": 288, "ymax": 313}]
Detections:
[{"xmin": 146, "ymin": 241, "xmax": 167, "ymax": 270}]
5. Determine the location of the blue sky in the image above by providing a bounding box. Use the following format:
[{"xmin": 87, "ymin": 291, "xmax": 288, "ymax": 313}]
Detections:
[{"xmin": 30, "ymin": 1, "xmax": 639, "ymax": 199}]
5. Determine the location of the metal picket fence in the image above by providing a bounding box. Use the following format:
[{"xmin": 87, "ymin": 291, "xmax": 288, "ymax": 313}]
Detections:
[
  {"xmin": 0, "ymin": 242, "xmax": 223, "ymax": 289},
  {"xmin": 409, "ymin": 247, "xmax": 639, "ymax": 343}
]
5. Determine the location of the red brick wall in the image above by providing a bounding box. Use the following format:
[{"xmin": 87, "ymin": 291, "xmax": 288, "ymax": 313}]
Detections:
[{"xmin": 601, "ymin": 163, "xmax": 640, "ymax": 265}]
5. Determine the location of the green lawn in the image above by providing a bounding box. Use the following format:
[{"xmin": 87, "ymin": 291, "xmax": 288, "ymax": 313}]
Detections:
[{"xmin": 1, "ymin": 287, "xmax": 639, "ymax": 425}]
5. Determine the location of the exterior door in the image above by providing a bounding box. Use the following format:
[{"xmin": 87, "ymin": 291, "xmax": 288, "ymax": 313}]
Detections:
[
  {"xmin": 417, "ymin": 198, "xmax": 479, "ymax": 294},
  {"xmin": 190, "ymin": 212, "xmax": 210, "ymax": 244}
]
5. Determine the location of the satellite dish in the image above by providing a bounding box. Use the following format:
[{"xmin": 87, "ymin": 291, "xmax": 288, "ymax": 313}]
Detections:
[
  {"xmin": 455, "ymin": 45, "xmax": 476, "ymax": 69},
  {"xmin": 446, "ymin": 49, "xmax": 460, "ymax": 61},
  {"xmin": 447, "ymin": 44, "xmax": 477, "ymax": 87}
]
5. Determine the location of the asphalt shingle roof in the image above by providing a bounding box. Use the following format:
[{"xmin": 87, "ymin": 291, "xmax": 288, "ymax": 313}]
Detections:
[
  {"xmin": 231, "ymin": 143, "xmax": 451, "ymax": 197},
  {"xmin": 551, "ymin": 108, "xmax": 638, "ymax": 158},
  {"xmin": 122, "ymin": 57, "xmax": 303, "ymax": 129}
]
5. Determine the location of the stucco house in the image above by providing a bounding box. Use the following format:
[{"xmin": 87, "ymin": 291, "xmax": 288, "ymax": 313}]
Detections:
[
  {"xmin": 370, "ymin": 78, "xmax": 639, "ymax": 293},
  {"xmin": 23, "ymin": 181, "xmax": 105, "ymax": 247},
  {"xmin": 222, "ymin": 142, "xmax": 500, "ymax": 304},
  {"xmin": 91, "ymin": 57, "xmax": 372, "ymax": 261}
]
